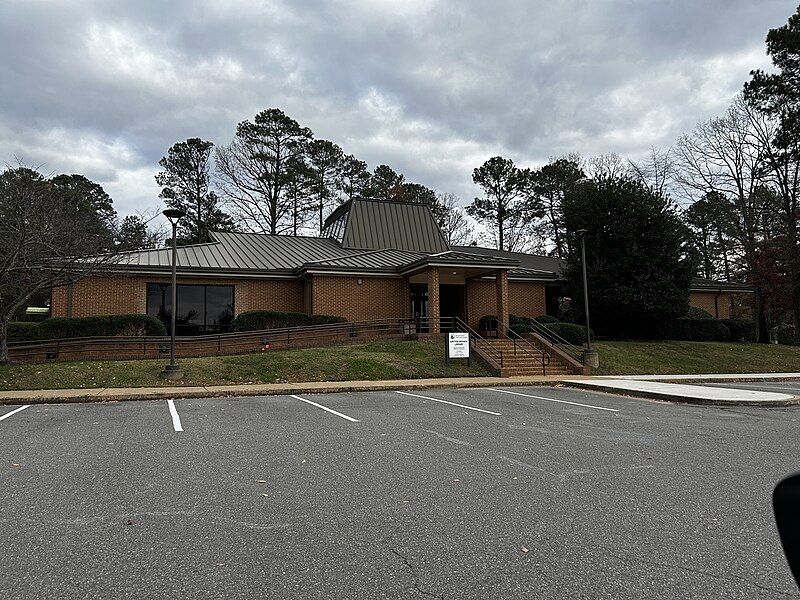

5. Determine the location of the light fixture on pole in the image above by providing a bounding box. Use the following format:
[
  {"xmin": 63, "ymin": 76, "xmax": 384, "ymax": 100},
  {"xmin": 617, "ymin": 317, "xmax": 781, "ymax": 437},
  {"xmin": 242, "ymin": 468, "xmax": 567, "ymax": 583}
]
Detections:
[
  {"xmin": 160, "ymin": 208, "xmax": 186, "ymax": 380},
  {"xmin": 575, "ymin": 229, "xmax": 599, "ymax": 369}
]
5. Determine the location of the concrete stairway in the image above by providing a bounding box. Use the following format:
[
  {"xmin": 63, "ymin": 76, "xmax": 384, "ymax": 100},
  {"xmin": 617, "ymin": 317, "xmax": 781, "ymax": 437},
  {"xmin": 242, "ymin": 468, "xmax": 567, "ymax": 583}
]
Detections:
[{"xmin": 473, "ymin": 338, "xmax": 574, "ymax": 377}]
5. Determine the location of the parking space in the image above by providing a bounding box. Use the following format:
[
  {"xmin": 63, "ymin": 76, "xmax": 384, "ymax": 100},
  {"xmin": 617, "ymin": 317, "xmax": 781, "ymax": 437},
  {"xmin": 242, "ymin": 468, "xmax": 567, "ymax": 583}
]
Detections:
[{"xmin": 2, "ymin": 387, "xmax": 799, "ymax": 599}]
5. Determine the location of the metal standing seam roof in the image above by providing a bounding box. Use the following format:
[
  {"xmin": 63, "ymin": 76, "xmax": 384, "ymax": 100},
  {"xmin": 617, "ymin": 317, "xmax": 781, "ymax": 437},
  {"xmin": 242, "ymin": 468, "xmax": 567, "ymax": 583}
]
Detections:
[
  {"xmin": 453, "ymin": 245, "xmax": 565, "ymax": 274},
  {"xmin": 112, "ymin": 231, "xmax": 356, "ymax": 272},
  {"xmin": 299, "ymin": 248, "xmax": 428, "ymax": 271},
  {"xmin": 341, "ymin": 199, "xmax": 450, "ymax": 253}
]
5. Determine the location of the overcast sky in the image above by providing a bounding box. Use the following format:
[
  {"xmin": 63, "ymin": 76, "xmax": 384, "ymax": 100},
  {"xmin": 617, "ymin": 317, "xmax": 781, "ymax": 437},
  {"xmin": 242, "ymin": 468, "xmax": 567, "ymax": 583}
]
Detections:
[{"xmin": 0, "ymin": 0, "xmax": 793, "ymax": 218}]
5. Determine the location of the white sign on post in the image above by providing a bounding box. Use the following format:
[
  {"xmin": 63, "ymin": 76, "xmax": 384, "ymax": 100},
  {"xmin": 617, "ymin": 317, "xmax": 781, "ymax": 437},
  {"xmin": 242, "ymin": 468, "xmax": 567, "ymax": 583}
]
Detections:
[{"xmin": 447, "ymin": 332, "xmax": 470, "ymax": 359}]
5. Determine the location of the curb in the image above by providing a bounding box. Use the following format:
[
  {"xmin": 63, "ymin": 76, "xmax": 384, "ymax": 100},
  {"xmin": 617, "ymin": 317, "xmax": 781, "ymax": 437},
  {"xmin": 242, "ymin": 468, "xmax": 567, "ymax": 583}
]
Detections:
[
  {"xmin": 0, "ymin": 376, "xmax": 584, "ymax": 406},
  {"xmin": 562, "ymin": 380, "xmax": 800, "ymax": 407}
]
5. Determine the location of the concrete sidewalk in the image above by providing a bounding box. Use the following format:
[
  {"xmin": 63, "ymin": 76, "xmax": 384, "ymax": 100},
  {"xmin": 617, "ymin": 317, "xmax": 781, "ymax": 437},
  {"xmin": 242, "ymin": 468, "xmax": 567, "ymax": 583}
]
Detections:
[
  {"xmin": 601, "ymin": 372, "xmax": 800, "ymax": 382},
  {"xmin": 565, "ymin": 378, "xmax": 800, "ymax": 406},
  {"xmin": 2, "ymin": 372, "xmax": 799, "ymax": 406},
  {"xmin": 0, "ymin": 375, "xmax": 583, "ymax": 405}
]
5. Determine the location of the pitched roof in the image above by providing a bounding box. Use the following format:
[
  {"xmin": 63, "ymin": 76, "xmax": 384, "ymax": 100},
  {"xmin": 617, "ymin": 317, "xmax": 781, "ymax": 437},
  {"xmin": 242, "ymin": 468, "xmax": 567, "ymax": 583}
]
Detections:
[
  {"xmin": 453, "ymin": 245, "xmax": 564, "ymax": 274},
  {"xmin": 690, "ymin": 277, "xmax": 754, "ymax": 293},
  {"xmin": 112, "ymin": 232, "xmax": 354, "ymax": 274},
  {"xmin": 338, "ymin": 199, "xmax": 450, "ymax": 253},
  {"xmin": 300, "ymin": 249, "xmax": 426, "ymax": 273}
]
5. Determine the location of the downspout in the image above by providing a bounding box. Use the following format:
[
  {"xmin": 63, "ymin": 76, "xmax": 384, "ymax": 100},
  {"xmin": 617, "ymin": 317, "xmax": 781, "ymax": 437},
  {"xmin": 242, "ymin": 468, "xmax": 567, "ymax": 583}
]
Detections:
[
  {"xmin": 66, "ymin": 283, "xmax": 74, "ymax": 318},
  {"xmin": 714, "ymin": 289, "xmax": 722, "ymax": 319}
]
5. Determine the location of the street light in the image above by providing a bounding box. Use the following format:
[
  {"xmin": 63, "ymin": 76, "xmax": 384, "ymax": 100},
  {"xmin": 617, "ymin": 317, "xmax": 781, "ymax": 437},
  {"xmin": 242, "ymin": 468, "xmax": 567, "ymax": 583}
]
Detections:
[
  {"xmin": 575, "ymin": 229, "xmax": 599, "ymax": 368},
  {"xmin": 160, "ymin": 208, "xmax": 186, "ymax": 380}
]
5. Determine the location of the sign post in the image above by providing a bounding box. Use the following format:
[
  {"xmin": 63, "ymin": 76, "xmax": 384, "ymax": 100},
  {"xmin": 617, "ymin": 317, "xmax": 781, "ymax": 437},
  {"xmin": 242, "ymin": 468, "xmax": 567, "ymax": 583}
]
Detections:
[{"xmin": 446, "ymin": 332, "xmax": 471, "ymax": 366}]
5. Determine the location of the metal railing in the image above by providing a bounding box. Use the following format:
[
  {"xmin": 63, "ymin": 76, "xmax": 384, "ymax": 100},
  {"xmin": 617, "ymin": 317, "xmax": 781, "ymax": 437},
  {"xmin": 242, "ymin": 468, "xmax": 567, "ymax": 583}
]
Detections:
[
  {"xmin": 7, "ymin": 316, "xmax": 553, "ymax": 375},
  {"xmin": 494, "ymin": 320, "xmax": 551, "ymax": 375},
  {"xmin": 521, "ymin": 319, "xmax": 585, "ymax": 364}
]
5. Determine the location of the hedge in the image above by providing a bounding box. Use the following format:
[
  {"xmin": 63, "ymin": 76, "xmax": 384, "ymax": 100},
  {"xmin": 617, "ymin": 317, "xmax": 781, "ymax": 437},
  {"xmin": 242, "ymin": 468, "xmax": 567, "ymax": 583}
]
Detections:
[
  {"xmin": 509, "ymin": 322, "xmax": 534, "ymax": 336},
  {"xmin": 493, "ymin": 314, "xmax": 562, "ymax": 332},
  {"xmin": 543, "ymin": 322, "xmax": 591, "ymax": 345},
  {"xmin": 6, "ymin": 315, "xmax": 167, "ymax": 341},
  {"xmin": 232, "ymin": 311, "xmax": 346, "ymax": 332},
  {"xmin": 666, "ymin": 317, "xmax": 729, "ymax": 342},
  {"xmin": 7, "ymin": 321, "xmax": 42, "ymax": 342},
  {"xmin": 721, "ymin": 318, "xmax": 755, "ymax": 343},
  {"xmin": 684, "ymin": 306, "xmax": 715, "ymax": 320},
  {"xmin": 533, "ymin": 315, "xmax": 560, "ymax": 324}
]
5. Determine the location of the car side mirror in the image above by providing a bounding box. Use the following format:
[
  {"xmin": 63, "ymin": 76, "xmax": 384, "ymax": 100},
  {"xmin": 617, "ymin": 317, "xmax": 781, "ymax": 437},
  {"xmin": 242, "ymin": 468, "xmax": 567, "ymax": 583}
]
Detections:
[{"xmin": 774, "ymin": 472, "xmax": 800, "ymax": 588}]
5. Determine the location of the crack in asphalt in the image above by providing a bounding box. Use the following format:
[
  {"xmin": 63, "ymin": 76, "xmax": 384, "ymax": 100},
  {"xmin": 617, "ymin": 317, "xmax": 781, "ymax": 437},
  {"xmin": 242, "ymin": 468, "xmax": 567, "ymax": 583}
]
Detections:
[
  {"xmin": 595, "ymin": 545, "xmax": 800, "ymax": 597},
  {"xmin": 389, "ymin": 548, "xmax": 446, "ymax": 599}
]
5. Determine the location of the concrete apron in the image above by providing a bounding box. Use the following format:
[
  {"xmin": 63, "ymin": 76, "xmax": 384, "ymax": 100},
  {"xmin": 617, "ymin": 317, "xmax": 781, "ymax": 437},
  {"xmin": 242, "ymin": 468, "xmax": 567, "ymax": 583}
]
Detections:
[{"xmin": 564, "ymin": 378, "xmax": 800, "ymax": 407}]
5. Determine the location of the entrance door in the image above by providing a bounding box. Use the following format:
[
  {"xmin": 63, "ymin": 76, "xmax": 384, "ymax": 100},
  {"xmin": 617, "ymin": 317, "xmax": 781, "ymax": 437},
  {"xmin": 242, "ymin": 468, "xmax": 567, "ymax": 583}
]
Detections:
[
  {"xmin": 410, "ymin": 284, "xmax": 428, "ymax": 332},
  {"xmin": 439, "ymin": 284, "xmax": 465, "ymax": 331}
]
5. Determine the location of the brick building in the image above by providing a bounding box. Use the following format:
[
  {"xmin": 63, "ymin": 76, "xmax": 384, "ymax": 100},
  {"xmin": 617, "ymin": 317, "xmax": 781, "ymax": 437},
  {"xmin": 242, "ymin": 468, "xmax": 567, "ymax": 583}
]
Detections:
[{"xmin": 51, "ymin": 199, "xmax": 751, "ymax": 333}]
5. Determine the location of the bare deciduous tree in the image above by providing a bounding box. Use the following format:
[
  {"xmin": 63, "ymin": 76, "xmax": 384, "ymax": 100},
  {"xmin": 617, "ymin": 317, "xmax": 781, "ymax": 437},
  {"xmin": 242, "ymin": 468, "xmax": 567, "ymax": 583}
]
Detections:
[
  {"xmin": 435, "ymin": 192, "xmax": 475, "ymax": 246},
  {"xmin": 675, "ymin": 95, "xmax": 770, "ymax": 340},
  {"xmin": 629, "ymin": 147, "xmax": 675, "ymax": 198},
  {"xmin": 0, "ymin": 166, "xmax": 119, "ymax": 362}
]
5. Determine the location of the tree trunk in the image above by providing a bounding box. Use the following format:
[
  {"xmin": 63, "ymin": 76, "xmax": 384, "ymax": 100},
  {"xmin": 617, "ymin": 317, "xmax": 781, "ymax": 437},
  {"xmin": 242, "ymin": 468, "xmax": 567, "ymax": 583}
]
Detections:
[
  {"xmin": 0, "ymin": 317, "xmax": 9, "ymax": 365},
  {"xmin": 754, "ymin": 286, "xmax": 770, "ymax": 343}
]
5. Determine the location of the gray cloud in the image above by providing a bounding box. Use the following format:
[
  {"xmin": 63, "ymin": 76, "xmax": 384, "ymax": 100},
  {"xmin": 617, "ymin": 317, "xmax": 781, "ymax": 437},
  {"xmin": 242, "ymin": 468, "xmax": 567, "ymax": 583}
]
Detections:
[{"xmin": 0, "ymin": 0, "xmax": 791, "ymax": 215}]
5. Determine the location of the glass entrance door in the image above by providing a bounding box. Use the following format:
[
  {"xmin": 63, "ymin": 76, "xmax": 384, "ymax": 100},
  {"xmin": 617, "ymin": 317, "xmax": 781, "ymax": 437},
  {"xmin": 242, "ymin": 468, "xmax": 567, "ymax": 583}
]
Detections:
[{"xmin": 410, "ymin": 284, "xmax": 428, "ymax": 332}]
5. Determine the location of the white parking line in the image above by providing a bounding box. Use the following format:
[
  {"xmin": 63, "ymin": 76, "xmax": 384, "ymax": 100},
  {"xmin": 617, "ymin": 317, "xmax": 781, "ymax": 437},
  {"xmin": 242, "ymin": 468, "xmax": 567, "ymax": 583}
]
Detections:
[
  {"xmin": 487, "ymin": 388, "xmax": 619, "ymax": 412},
  {"xmin": 290, "ymin": 395, "xmax": 359, "ymax": 422},
  {"xmin": 396, "ymin": 391, "xmax": 501, "ymax": 416},
  {"xmin": 0, "ymin": 405, "xmax": 29, "ymax": 422},
  {"xmin": 167, "ymin": 399, "xmax": 183, "ymax": 432}
]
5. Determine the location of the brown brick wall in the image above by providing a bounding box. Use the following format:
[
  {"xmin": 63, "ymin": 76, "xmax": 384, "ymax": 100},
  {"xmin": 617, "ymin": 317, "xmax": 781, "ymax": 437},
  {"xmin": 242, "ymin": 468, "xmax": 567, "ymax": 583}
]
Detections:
[
  {"xmin": 51, "ymin": 275, "xmax": 305, "ymax": 318},
  {"xmin": 465, "ymin": 279, "xmax": 546, "ymax": 328},
  {"xmin": 310, "ymin": 275, "xmax": 410, "ymax": 321},
  {"xmin": 51, "ymin": 275, "xmax": 146, "ymax": 317},
  {"xmin": 508, "ymin": 281, "xmax": 547, "ymax": 319},
  {"xmin": 689, "ymin": 291, "xmax": 732, "ymax": 319}
]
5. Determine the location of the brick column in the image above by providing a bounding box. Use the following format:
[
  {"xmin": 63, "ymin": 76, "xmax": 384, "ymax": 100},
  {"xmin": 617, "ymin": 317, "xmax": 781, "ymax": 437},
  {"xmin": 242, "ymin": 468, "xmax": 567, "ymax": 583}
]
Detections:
[
  {"xmin": 496, "ymin": 269, "xmax": 509, "ymax": 328},
  {"xmin": 427, "ymin": 267, "xmax": 440, "ymax": 334}
]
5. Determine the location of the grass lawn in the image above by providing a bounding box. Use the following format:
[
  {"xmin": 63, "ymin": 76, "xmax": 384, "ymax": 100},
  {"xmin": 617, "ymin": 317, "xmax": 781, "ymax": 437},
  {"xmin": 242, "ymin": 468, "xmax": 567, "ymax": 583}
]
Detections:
[
  {"xmin": 594, "ymin": 340, "xmax": 800, "ymax": 376},
  {"xmin": 0, "ymin": 339, "xmax": 491, "ymax": 391}
]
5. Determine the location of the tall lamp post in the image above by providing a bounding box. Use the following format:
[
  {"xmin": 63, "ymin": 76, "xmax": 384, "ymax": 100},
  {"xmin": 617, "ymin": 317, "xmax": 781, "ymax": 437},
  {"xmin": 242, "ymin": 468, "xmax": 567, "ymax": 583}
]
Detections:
[
  {"xmin": 575, "ymin": 229, "xmax": 599, "ymax": 369},
  {"xmin": 160, "ymin": 208, "xmax": 186, "ymax": 380}
]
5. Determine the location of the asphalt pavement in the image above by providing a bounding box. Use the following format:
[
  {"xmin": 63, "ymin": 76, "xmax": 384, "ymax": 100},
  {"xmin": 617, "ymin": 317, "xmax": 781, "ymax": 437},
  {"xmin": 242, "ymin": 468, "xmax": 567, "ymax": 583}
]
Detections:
[{"xmin": 1, "ymin": 385, "xmax": 799, "ymax": 599}]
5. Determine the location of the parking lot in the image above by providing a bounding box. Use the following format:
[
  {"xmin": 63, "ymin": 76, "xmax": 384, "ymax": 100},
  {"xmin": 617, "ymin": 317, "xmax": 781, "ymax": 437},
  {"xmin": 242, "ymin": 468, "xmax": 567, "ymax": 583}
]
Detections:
[{"xmin": 2, "ymin": 384, "xmax": 800, "ymax": 599}]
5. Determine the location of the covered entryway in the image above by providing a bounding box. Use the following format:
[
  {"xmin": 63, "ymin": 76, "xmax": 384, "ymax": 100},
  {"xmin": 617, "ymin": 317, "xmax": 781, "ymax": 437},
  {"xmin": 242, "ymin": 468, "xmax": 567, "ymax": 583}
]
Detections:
[{"xmin": 439, "ymin": 284, "xmax": 465, "ymax": 330}]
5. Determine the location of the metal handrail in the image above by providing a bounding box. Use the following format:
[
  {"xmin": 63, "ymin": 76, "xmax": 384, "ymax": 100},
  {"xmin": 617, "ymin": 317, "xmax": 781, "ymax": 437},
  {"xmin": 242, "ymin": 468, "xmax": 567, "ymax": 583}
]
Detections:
[
  {"xmin": 495, "ymin": 321, "xmax": 551, "ymax": 375},
  {"xmin": 521, "ymin": 319, "xmax": 585, "ymax": 364},
  {"xmin": 449, "ymin": 317, "xmax": 505, "ymax": 368}
]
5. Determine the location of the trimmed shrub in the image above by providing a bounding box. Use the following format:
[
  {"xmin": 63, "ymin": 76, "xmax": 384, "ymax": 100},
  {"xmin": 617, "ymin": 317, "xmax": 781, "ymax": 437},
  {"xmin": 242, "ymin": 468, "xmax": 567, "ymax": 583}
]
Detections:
[
  {"xmin": 7, "ymin": 321, "xmax": 42, "ymax": 342},
  {"xmin": 775, "ymin": 324, "xmax": 797, "ymax": 346},
  {"xmin": 37, "ymin": 315, "xmax": 167, "ymax": 339},
  {"xmin": 510, "ymin": 322, "xmax": 534, "ymax": 336},
  {"xmin": 721, "ymin": 318, "xmax": 755, "ymax": 343},
  {"xmin": 232, "ymin": 311, "xmax": 346, "ymax": 332},
  {"xmin": 666, "ymin": 317, "xmax": 729, "ymax": 342},
  {"xmin": 543, "ymin": 322, "xmax": 591, "ymax": 345},
  {"xmin": 478, "ymin": 315, "xmax": 498, "ymax": 331},
  {"xmin": 533, "ymin": 315, "xmax": 560, "ymax": 324},
  {"xmin": 684, "ymin": 306, "xmax": 715, "ymax": 320}
]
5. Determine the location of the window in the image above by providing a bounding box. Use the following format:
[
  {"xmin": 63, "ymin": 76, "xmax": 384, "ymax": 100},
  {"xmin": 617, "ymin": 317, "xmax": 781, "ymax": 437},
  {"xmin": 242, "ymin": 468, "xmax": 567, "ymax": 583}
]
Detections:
[{"xmin": 146, "ymin": 283, "xmax": 235, "ymax": 335}]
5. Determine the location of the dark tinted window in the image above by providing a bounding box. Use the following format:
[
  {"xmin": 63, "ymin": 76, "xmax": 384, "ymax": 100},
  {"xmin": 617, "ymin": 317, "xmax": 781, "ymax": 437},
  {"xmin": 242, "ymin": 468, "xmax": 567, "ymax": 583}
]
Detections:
[
  {"xmin": 206, "ymin": 285, "xmax": 235, "ymax": 328},
  {"xmin": 146, "ymin": 284, "xmax": 235, "ymax": 335}
]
